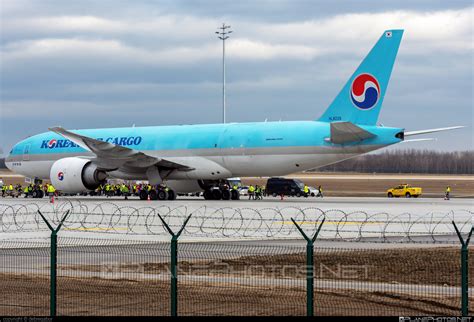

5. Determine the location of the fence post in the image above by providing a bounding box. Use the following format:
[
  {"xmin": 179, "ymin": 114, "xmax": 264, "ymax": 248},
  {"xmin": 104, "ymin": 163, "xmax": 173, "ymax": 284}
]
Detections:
[
  {"xmin": 37, "ymin": 210, "xmax": 70, "ymax": 317},
  {"xmin": 157, "ymin": 213, "xmax": 192, "ymax": 317},
  {"xmin": 452, "ymin": 221, "xmax": 473, "ymax": 317},
  {"xmin": 291, "ymin": 217, "xmax": 325, "ymax": 317}
]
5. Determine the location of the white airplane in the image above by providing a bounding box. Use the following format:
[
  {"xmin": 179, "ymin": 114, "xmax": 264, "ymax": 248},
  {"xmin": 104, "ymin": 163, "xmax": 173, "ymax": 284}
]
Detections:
[{"xmin": 5, "ymin": 30, "xmax": 464, "ymax": 200}]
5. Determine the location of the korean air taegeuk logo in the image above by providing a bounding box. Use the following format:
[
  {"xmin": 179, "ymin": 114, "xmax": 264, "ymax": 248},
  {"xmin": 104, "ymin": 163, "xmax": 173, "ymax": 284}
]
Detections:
[{"xmin": 350, "ymin": 73, "xmax": 380, "ymax": 110}]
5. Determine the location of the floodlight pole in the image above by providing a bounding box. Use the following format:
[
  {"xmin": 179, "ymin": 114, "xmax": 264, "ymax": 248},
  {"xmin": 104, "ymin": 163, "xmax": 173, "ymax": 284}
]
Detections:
[{"xmin": 216, "ymin": 23, "xmax": 232, "ymax": 124}]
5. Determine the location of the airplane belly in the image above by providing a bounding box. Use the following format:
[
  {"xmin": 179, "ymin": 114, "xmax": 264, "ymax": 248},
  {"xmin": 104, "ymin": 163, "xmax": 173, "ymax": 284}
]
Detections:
[{"xmin": 227, "ymin": 152, "xmax": 360, "ymax": 177}]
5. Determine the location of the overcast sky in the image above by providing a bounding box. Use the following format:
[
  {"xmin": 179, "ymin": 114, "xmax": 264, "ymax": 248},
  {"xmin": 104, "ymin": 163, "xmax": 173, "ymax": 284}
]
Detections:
[{"xmin": 1, "ymin": 0, "xmax": 473, "ymax": 156}]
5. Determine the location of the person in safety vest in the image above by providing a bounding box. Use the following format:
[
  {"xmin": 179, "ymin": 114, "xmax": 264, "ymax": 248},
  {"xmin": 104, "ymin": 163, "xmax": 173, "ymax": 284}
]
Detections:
[
  {"xmin": 47, "ymin": 184, "xmax": 56, "ymax": 202},
  {"xmin": 317, "ymin": 185, "xmax": 323, "ymax": 198},
  {"xmin": 120, "ymin": 184, "xmax": 130, "ymax": 200},
  {"xmin": 248, "ymin": 185, "xmax": 255, "ymax": 200},
  {"xmin": 445, "ymin": 186, "xmax": 451, "ymax": 200},
  {"xmin": 105, "ymin": 184, "xmax": 111, "ymax": 198},
  {"xmin": 303, "ymin": 185, "xmax": 309, "ymax": 197}
]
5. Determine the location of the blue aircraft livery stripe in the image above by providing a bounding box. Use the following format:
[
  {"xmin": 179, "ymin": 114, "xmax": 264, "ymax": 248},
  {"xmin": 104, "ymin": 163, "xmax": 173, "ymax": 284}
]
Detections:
[{"xmin": 10, "ymin": 121, "xmax": 402, "ymax": 157}]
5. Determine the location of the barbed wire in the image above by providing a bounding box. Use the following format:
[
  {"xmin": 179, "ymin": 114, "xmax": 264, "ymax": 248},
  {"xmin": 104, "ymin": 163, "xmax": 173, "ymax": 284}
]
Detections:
[{"xmin": 0, "ymin": 200, "xmax": 472, "ymax": 243}]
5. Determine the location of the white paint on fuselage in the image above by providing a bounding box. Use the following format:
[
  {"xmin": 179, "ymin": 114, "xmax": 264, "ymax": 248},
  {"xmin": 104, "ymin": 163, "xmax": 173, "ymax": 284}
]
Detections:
[
  {"xmin": 6, "ymin": 160, "xmax": 55, "ymax": 180},
  {"xmin": 5, "ymin": 144, "xmax": 381, "ymax": 184}
]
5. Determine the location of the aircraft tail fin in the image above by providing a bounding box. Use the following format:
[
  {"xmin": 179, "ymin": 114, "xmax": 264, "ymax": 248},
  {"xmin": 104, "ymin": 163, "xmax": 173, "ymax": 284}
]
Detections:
[{"xmin": 318, "ymin": 30, "xmax": 403, "ymax": 125}]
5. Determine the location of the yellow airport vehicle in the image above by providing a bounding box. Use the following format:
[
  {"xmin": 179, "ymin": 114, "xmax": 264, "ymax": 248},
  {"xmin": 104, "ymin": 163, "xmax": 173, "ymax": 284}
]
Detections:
[{"xmin": 386, "ymin": 184, "xmax": 422, "ymax": 198}]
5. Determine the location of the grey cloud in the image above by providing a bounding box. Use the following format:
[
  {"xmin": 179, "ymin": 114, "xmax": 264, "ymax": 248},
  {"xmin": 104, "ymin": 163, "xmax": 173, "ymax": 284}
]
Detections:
[{"xmin": 1, "ymin": 0, "xmax": 473, "ymax": 155}]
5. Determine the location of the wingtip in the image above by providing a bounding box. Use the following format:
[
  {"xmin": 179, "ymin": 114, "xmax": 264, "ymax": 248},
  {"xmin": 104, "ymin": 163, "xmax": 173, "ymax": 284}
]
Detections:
[{"xmin": 48, "ymin": 126, "xmax": 64, "ymax": 132}]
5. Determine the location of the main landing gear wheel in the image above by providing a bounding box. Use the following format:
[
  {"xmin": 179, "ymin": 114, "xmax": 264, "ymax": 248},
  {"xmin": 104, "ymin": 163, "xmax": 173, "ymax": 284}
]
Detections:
[
  {"xmin": 231, "ymin": 190, "xmax": 240, "ymax": 200},
  {"xmin": 211, "ymin": 189, "xmax": 222, "ymax": 200},
  {"xmin": 139, "ymin": 190, "xmax": 148, "ymax": 200},
  {"xmin": 221, "ymin": 190, "xmax": 231, "ymax": 200},
  {"xmin": 157, "ymin": 190, "xmax": 168, "ymax": 200},
  {"xmin": 204, "ymin": 190, "xmax": 213, "ymax": 200},
  {"xmin": 167, "ymin": 190, "xmax": 176, "ymax": 200},
  {"xmin": 149, "ymin": 190, "xmax": 158, "ymax": 201},
  {"xmin": 32, "ymin": 190, "xmax": 43, "ymax": 198}
]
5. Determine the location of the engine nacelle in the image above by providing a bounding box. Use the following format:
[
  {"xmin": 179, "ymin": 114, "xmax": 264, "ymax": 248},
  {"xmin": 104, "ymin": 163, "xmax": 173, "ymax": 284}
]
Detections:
[{"xmin": 50, "ymin": 157, "xmax": 107, "ymax": 192}]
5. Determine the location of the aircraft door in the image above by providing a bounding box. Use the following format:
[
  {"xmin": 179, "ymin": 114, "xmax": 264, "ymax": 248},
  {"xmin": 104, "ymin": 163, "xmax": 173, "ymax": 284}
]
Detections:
[{"xmin": 22, "ymin": 144, "xmax": 31, "ymax": 161}]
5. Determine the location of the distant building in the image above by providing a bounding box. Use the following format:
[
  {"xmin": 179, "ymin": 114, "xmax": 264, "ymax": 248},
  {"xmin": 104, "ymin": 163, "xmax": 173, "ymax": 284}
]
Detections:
[{"xmin": 0, "ymin": 158, "xmax": 6, "ymax": 169}]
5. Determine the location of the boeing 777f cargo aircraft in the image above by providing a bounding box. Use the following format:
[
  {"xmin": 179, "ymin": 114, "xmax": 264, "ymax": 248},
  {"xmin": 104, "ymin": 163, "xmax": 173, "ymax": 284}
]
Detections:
[{"xmin": 5, "ymin": 30, "xmax": 463, "ymax": 200}]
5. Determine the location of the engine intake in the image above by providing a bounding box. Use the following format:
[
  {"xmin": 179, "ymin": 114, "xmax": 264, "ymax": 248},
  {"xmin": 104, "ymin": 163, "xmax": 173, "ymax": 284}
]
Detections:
[{"xmin": 50, "ymin": 157, "xmax": 106, "ymax": 192}]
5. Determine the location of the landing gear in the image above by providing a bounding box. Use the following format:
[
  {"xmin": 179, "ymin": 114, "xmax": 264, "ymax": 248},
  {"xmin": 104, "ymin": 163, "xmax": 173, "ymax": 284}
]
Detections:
[
  {"xmin": 139, "ymin": 188, "xmax": 176, "ymax": 201},
  {"xmin": 230, "ymin": 190, "xmax": 240, "ymax": 200},
  {"xmin": 32, "ymin": 189, "xmax": 44, "ymax": 199},
  {"xmin": 222, "ymin": 189, "xmax": 231, "ymax": 200},
  {"xmin": 139, "ymin": 190, "xmax": 148, "ymax": 200},
  {"xmin": 211, "ymin": 189, "xmax": 222, "ymax": 200},
  {"xmin": 157, "ymin": 190, "xmax": 168, "ymax": 200},
  {"xmin": 149, "ymin": 190, "xmax": 158, "ymax": 200},
  {"xmin": 202, "ymin": 187, "xmax": 239, "ymax": 201},
  {"xmin": 167, "ymin": 190, "xmax": 176, "ymax": 200},
  {"xmin": 203, "ymin": 190, "xmax": 213, "ymax": 200},
  {"xmin": 203, "ymin": 188, "xmax": 226, "ymax": 200},
  {"xmin": 198, "ymin": 179, "xmax": 242, "ymax": 201}
]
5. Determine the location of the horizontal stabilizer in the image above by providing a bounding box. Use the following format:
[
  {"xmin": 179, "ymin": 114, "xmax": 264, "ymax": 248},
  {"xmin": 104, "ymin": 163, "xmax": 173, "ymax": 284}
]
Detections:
[
  {"xmin": 401, "ymin": 138, "xmax": 437, "ymax": 143},
  {"xmin": 330, "ymin": 122, "xmax": 376, "ymax": 144},
  {"xmin": 405, "ymin": 126, "xmax": 464, "ymax": 137}
]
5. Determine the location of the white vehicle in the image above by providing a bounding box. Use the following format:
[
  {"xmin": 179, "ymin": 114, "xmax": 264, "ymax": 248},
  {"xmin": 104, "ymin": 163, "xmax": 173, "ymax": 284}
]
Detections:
[
  {"xmin": 307, "ymin": 186, "xmax": 320, "ymax": 197},
  {"xmin": 227, "ymin": 177, "xmax": 241, "ymax": 186},
  {"xmin": 239, "ymin": 186, "xmax": 249, "ymax": 196}
]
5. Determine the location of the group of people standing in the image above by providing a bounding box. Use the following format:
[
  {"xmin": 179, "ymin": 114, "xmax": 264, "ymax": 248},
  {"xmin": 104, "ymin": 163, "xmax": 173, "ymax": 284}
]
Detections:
[{"xmin": 247, "ymin": 185, "xmax": 264, "ymax": 200}]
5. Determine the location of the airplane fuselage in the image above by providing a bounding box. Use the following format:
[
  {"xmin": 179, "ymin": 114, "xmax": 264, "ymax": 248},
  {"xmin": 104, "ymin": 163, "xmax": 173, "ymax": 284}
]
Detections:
[{"xmin": 5, "ymin": 121, "xmax": 403, "ymax": 184}]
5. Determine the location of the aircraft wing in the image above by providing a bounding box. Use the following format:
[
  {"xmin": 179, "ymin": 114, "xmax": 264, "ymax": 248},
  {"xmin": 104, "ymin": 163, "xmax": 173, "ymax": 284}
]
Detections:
[
  {"xmin": 405, "ymin": 126, "xmax": 464, "ymax": 137},
  {"xmin": 49, "ymin": 127, "xmax": 193, "ymax": 171},
  {"xmin": 330, "ymin": 122, "xmax": 376, "ymax": 144}
]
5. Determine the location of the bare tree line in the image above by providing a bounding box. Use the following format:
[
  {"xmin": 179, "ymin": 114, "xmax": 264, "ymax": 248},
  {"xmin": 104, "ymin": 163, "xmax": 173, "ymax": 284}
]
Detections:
[{"xmin": 317, "ymin": 150, "xmax": 474, "ymax": 174}]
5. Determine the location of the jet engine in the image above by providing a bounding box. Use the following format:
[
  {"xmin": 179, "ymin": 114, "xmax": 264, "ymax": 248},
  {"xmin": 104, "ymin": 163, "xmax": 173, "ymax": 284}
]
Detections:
[{"xmin": 50, "ymin": 157, "xmax": 107, "ymax": 192}]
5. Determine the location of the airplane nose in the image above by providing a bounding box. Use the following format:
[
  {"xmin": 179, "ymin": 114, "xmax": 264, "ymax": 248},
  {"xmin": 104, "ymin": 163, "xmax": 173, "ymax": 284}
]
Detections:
[{"xmin": 4, "ymin": 150, "xmax": 13, "ymax": 171}]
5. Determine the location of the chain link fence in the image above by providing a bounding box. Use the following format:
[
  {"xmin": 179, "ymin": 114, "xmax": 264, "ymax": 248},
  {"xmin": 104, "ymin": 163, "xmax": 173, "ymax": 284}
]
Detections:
[
  {"xmin": 0, "ymin": 201, "xmax": 472, "ymax": 316},
  {"xmin": 1, "ymin": 237, "xmax": 472, "ymax": 316}
]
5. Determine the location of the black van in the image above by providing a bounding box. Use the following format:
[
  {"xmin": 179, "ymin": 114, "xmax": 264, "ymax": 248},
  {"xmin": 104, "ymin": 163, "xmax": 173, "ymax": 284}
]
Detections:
[{"xmin": 266, "ymin": 177, "xmax": 306, "ymax": 197}]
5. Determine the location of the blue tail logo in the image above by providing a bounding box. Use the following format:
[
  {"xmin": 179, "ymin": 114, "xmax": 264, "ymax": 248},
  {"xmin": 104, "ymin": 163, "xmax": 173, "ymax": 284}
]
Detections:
[{"xmin": 350, "ymin": 73, "xmax": 380, "ymax": 110}]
